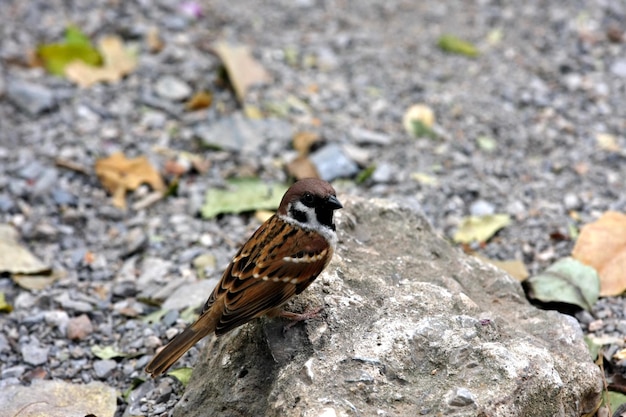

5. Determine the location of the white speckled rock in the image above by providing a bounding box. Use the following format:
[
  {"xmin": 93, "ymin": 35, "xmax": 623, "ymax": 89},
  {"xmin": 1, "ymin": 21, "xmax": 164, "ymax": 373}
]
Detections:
[{"xmin": 173, "ymin": 196, "xmax": 602, "ymax": 417}]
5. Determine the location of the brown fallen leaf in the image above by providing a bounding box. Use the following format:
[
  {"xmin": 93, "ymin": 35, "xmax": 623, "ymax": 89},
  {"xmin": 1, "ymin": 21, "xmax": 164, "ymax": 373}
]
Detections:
[
  {"xmin": 293, "ymin": 131, "xmax": 321, "ymax": 155},
  {"xmin": 287, "ymin": 156, "xmax": 319, "ymax": 180},
  {"xmin": 212, "ymin": 41, "xmax": 272, "ymax": 103},
  {"xmin": 186, "ymin": 91, "xmax": 212, "ymax": 111},
  {"xmin": 65, "ymin": 35, "xmax": 137, "ymax": 88},
  {"xmin": 146, "ymin": 26, "xmax": 165, "ymax": 53},
  {"xmin": 572, "ymin": 211, "xmax": 626, "ymax": 296},
  {"xmin": 95, "ymin": 152, "xmax": 165, "ymax": 209}
]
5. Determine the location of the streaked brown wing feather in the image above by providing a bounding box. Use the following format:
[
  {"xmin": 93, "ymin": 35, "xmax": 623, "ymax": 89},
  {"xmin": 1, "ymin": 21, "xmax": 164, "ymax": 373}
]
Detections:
[{"xmin": 204, "ymin": 215, "xmax": 331, "ymax": 335}]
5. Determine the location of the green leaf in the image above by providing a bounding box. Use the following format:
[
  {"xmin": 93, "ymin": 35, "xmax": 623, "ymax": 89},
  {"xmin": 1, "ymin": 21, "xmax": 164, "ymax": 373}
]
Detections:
[
  {"xmin": 602, "ymin": 390, "xmax": 626, "ymax": 410},
  {"xmin": 438, "ymin": 34, "xmax": 480, "ymax": 57},
  {"xmin": 356, "ymin": 165, "xmax": 376, "ymax": 184},
  {"xmin": 201, "ymin": 179, "xmax": 288, "ymax": 219},
  {"xmin": 37, "ymin": 26, "xmax": 102, "ymax": 75},
  {"xmin": 524, "ymin": 257, "xmax": 600, "ymax": 311},
  {"xmin": 0, "ymin": 292, "xmax": 12, "ymax": 313},
  {"xmin": 453, "ymin": 214, "xmax": 511, "ymax": 243},
  {"xmin": 91, "ymin": 345, "xmax": 127, "ymax": 360},
  {"xmin": 122, "ymin": 377, "xmax": 146, "ymax": 401},
  {"xmin": 64, "ymin": 25, "xmax": 91, "ymax": 46},
  {"xmin": 167, "ymin": 367, "xmax": 193, "ymax": 386},
  {"xmin": 141, "ymin": 308, "xmax": 168, "ymax": 323},
  {"xmin": 411, "ymin": 120, "xmax": 438, "ymax": 140},
  {"xmin": 584, "ymin": 336, "xmax": 602, "ymax": 361}
]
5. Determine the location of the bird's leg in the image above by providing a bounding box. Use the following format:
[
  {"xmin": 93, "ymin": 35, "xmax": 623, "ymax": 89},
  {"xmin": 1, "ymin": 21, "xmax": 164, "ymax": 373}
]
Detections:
[{"xmin": 278, "ymin": 306, "xmax": 324, "ymax": 330}]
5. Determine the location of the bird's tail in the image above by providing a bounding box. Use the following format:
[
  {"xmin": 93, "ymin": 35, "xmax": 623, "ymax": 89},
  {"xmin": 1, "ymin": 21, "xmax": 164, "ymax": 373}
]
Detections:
[{"xmin": 145, "ymin": 313, "xmax": 217, "ymax": 377}]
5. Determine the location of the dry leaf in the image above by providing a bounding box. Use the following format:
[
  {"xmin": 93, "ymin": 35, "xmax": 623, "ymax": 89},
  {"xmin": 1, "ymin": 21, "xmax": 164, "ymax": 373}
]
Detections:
[
  {"xmin": 476, "ymin": 255, "xmax": 529, "ymax": 281},
  {"xmin": 212, "ymin": 41, "xmax": 272, "ymax": 102},
  {"xmin": 0, "ymin": 225, "xmax": 51, "ymax": 275},
  {"xmin": 65, "ymin": 35, "xmax": 137, "ymax": 88},
  {"xmin": 95, "ymin": 152, "xmax": 165, "ymax": 209},
  {"xmin": 287, "ymin": 156, "xmax": 319, "ymax": 180},
  {"xmin": 293, "ymin": 131, "xmax": 320, "ymax": 155},
  {"xmin": 146, "ymin": 26, "xmax": 164, "ymax": 53},
  {"xmin": 186, "ymin": 91, "xmax": 212, "ymax": 111},
  {"xmin": 453, "ymin": 214, "xmax": 511, "ymax": 244},
  {"xmin": 572, "ymin": 211, "xmax": 626, "ymax": 296}
]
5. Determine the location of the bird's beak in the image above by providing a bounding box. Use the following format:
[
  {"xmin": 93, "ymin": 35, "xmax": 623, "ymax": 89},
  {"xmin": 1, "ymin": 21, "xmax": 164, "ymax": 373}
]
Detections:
[{"xmin": 326, "ymin": 195, "xmax": 343, "ymax": 210}]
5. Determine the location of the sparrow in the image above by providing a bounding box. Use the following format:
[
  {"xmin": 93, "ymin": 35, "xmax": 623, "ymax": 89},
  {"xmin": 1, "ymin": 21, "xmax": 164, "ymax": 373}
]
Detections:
[{"xmin": 145, "ymin": 178, "xmax": 343, "ymax": 377}]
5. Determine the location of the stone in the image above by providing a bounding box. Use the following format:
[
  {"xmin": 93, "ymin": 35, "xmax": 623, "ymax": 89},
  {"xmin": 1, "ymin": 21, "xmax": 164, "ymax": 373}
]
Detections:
[
  {"xmin": 172, "ymin": 196, "xmax": 602, "ymax": 417},
  {"xmin": 44, "ymin": 310, "xmax": 70, "ymax": 336},
  {"xmin": 155, "ymin": 75, "xmax": 192, "ymax": 101},
  {"xmin": 349, "ymin": 127, "xmax": 392, "ymax": 145},
  {"xmin": 0, "ymin": 380, "xmax": 116, "ymax": 417},
  {"xmin": 194, "ymin": 112, "xmax": 293, "ymax": 155},
  {"xmin": 469, "ymin": 199, "xmax": 495, "ymax": 216},
  {"xmin": 21, "ymin": 341, "xmax": 49, "ymax": 366},
  {"xmin": 162, "ymin": 278, "xmax": 219, "ymax": 311},
  {"xmin": 67, "ymin": 314, "xmax": 94, "ymax": 340},
  {"xmin": 610, "ymin": 59, "xmax": 626, "ymax": 78},
  {"xmin": 93, "ymin": 359, "xmax": 117, "ymax": 379},
  {"xmin": 6, "ymin": 79, "xmax": 57, "ymax": 116},
  {"xmin": 309, "ymin": 143, "xmax": 360, "ymax": 181}
]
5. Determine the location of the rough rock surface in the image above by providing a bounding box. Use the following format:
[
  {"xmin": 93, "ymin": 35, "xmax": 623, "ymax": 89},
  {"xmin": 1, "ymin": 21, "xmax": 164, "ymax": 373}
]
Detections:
[{"xmin": 173, "ymin": 196, "xmax": 602, "ymax": 417}]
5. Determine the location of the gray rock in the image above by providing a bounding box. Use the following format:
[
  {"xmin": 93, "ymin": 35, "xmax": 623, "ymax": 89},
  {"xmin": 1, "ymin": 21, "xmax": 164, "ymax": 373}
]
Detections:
[
  {"xmin": 564, "ymin": 193, "xmax": 581, "ymax": 211},
  {"xmin": 6, "ymin": 79, "xmax": 56, "ymax": 116},
  {"xmin": 0, "ymin": 333, "xmax": 10, "ymax": 353},
  {"xmin": 1, "ymin": 365, "xmax": 25, "ymax": 379},
  {"xmin": 309, "ymin": 143, "xmax": 360, "ymax": 181},
  {"xmin": 44, "ymin": 310, "xmax": 70, "ymax": 336},
  {"xmin": 371, "ymin": 162, "xmax": 394, "ymax": 183},
  {"xmin": 21, "ymin": 341, "xmax": 49, "ymax": 366},
  {"xmin": 194, "ymin": 112, "xmax": 293, "ymax": 155},
  {"xmin": 155, "ymin": 75, "xmax": 192, "ymax": 101},
  {"xmin": 349, "ymin": 127, "xmax": 392, "ymax": 145},
  {"xmin": 93, "ymin": 359, "xmax": 117, "ymax": 379},
  {"xmin": 54, "ymin": 292, "xmax": 94, "ymax": 313},
  {"xmin": 610, "ymin": 59, "xmax": 626, "ymax": 78},
  {"xmin": 173, "ymin": 196, "xmax": 601, "ymax": 417},
  {"xmin": 469, "ymin": 199, "xmax": 495, "ymax": 216},
  {"xmin": 162, "ymin": 278, "xmax": 219, "ymax": 311}
]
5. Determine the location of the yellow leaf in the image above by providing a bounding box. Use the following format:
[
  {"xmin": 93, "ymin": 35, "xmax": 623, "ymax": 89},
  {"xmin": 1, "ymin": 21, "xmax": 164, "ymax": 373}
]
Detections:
[
  {"xmin": 453, "ymin": 214, "xmax": 511, "ymax": 244},
  {"xmin": 572, "ymin": 211, "xmax": 626, "ymax": 296},
  {"xmin": 476, "ymin": 256, "xmax": 529, "ymax": 281}
]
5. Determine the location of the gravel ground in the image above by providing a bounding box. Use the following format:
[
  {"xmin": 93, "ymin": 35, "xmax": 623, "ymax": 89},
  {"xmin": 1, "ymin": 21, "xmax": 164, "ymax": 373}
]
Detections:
[{"xmin": 1, "ymin": 0, "xmax": 625, "ymax": 415}]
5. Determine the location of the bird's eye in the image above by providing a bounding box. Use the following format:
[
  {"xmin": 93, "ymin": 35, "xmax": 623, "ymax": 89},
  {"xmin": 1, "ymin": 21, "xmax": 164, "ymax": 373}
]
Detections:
[{"xmin": 302, "ymin": 193, "xmax": 314, "ymax": 204}]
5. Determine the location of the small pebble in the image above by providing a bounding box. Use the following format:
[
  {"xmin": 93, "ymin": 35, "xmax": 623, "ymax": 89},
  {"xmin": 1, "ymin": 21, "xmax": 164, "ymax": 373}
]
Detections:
[
  {"xmin": 21, "ymin": 342, "xmax": 49, "ymax": 366},
  {"xmin": 6, "ymin": 79, "xmax": 57, "ymax": 116},
  {"xmin": 563, "ymin": 193, "xmax": 580, "ymax": 211},
  {"xmin": 155, "ymin": 75, "xmax": 192, "ymax": 101},
  {"xmin": 470, "ymin": 200, "xmax": 495, "ymax": 216},
  {"xmin": 44, "ymin": 310, "xmax": 70, "ymax": 336},
  {"xmin": 67, "ymin": 314, "xmax": 94, "ymax": 340},
  {"xmin": 610, "ymin": 59, "xmax": 626, "ymax": 78},
  {"xmin": 309, "ymin": 143, "xmax": 359, "ymax": 181},
  {"xmin": 588, "ymin": 319, "xmax": 604, "ymax": 332},
  {"xmin": 93, "ymin": 359, "xmax": 117, "ymax": 379}
]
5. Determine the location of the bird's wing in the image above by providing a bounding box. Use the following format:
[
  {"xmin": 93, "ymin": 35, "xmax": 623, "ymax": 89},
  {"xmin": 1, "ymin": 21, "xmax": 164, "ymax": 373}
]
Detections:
[{"xmin": 203, "ymin": 215, "xmax": 332, "ymax": 335}]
